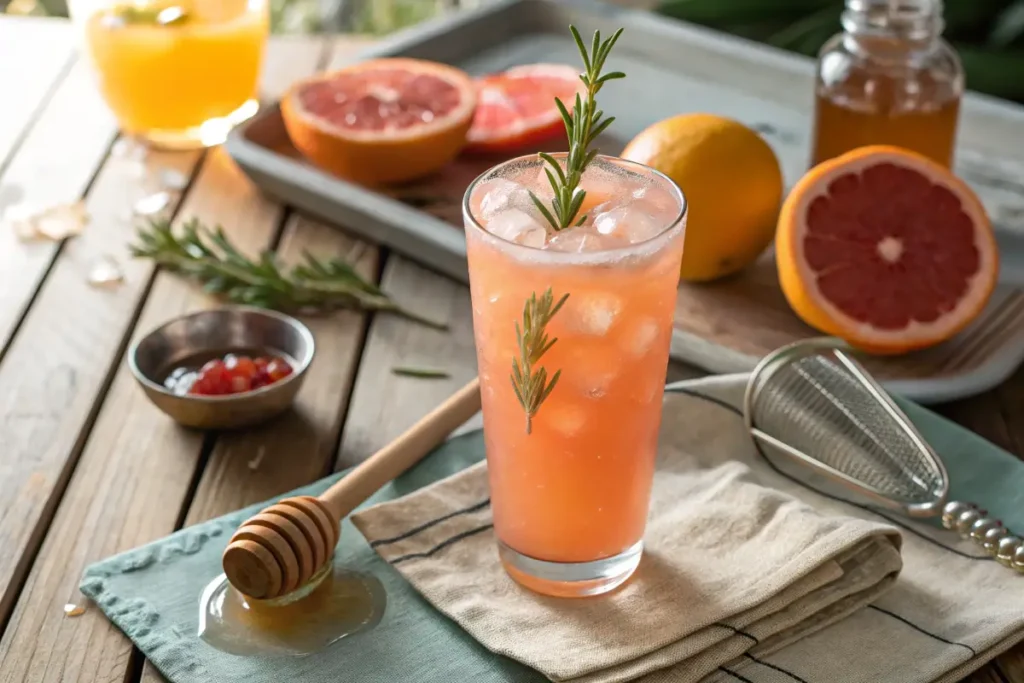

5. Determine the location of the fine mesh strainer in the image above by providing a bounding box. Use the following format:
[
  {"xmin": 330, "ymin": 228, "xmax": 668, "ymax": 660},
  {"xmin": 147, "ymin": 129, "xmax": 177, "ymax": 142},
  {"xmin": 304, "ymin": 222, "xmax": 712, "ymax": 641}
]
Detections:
[{"xmin": 743, "ymin": 338, "xmax": 1024, "ymax": 574}]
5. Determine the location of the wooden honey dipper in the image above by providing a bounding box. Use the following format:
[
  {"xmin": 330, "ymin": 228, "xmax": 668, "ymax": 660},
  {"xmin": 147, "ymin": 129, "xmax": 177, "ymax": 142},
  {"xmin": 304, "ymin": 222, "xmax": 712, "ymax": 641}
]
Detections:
[{"xmin": 222, "ymin": 377, "xmax": 481, "ymax": 600}]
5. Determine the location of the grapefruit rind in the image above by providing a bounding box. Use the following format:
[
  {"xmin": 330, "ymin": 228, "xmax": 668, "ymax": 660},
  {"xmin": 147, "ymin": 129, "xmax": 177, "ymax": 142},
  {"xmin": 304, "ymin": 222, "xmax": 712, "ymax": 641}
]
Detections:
[
  {"xmin": 776, "ymin": 145, "xmax": 998, "ymax": 354},
  {"xmin": 281, "ymin": 58, "xmax": 477, "ymax": 186}
]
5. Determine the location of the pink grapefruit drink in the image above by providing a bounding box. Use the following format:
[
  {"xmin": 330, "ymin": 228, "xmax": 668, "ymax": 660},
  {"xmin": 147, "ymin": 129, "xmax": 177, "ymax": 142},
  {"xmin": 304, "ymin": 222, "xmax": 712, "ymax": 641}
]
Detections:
[{"xmin": 463, "ymin": 153, "xmax": 686, "ymax": 597}]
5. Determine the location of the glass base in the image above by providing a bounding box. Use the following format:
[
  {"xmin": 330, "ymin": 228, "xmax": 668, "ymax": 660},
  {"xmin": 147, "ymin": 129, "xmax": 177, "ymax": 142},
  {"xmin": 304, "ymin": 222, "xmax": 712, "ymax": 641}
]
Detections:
[
  {"xmin": 129, "ymin": 98, "xmax": 260, "ymax": 151},
  {"xmin": 498, "ymin": 540, "xmax": 643, "ymax": 598}
]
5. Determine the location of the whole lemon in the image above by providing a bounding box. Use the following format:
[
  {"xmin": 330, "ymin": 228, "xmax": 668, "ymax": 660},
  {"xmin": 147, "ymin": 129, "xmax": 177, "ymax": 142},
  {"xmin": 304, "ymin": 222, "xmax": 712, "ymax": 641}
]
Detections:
[{"xmin": 621, "ymin": 114, "xmax": 783, "ymax": 282}]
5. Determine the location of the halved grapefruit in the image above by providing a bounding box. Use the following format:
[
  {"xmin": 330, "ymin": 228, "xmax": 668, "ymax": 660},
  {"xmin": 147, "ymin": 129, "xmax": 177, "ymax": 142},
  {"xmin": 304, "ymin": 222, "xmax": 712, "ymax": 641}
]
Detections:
[
  {"xmin": 281, "ymin": 58, "xmax": 477, "ymax": 186},
  {"xmin": 776, "ymin": 145, "xmax": 999, "ymax": 354},
  {"xmin": 464, "ymin": 63, "xmax": 586, "ymax": 154}
]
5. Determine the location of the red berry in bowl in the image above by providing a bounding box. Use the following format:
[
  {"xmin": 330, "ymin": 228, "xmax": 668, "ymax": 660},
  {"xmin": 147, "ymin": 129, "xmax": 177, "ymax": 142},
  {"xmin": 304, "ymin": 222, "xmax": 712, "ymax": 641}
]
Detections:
[
  {"xmin": 184, "ymin": 352, "xmax": 294, "ymax": 397},
  {"xmin": 266, "ymin": 357, "xmax": 293, "ymax": 382},
  {"xmin": 201, "ymin": 359, "xmax": 226, "ymax": 374},
  {"xmin": 190, "ymin": 377, "xmax": 213, "ymax": 396},
  {"xmin": 230, "ymin": 374, "xmax": 253, "ymax": 393},
  {"xmin": 190, "ymin": 359, "xmax": 228, "ymax": 395},
  {"xmin": 230, "ymin": 356, "xmax": 257, "ymax": 377}
]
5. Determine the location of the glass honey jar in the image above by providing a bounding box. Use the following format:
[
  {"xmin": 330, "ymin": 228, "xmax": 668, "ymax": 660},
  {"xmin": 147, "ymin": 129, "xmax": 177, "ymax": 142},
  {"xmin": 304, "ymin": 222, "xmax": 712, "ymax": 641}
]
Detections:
[{"xmin": 809, "ymin": 0, "xmax": 964, "ymax": 168}]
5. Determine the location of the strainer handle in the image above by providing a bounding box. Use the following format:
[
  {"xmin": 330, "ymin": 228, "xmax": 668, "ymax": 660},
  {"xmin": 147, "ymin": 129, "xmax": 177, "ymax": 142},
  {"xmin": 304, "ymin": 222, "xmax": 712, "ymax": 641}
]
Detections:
[{"xmin": 942, "ymin": 501, "xmax": 1024, "ymax": 573}]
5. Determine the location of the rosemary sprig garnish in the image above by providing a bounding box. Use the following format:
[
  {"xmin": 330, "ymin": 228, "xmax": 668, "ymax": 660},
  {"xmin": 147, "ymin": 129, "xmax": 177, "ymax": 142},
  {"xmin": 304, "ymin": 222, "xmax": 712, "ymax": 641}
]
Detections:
[
  {"xmin": 131, "ymin": 218, "xmax": 447, "ymax": 330},
  {"xmin": 529, "ymin": 25, "xmax": 625, "ymax": 231},
  {"xmin": 509, "ymin": 25, "xmax": 625, "ymax": 434},
  {"xmin": 511, "ymin": 289, "xmax": 569, "ymax": 435}
]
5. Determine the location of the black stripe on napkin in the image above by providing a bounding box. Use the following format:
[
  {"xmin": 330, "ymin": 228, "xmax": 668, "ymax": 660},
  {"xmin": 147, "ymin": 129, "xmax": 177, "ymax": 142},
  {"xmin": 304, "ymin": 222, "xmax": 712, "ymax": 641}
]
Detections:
[
  {"xmin": 868, "ymin": 605, "xmax": 977, "ymax": 656},
  {"xmin": 390, "ymin": 524, "xmax": 494, "ymax": 565},
  {"xmin": 718, "ymin": 666, "xmax": 754, "ymax": 683},
  {"xmin": 743, "ymin": 653, "xmax": 810, "ymax": 683},
  {"xmin": 370, "ymin": 498, "xmax": 491, "ymax": 548},
  {"xmin": 716, "ymin": 622, "xmax": 759, "ymax": 643}
]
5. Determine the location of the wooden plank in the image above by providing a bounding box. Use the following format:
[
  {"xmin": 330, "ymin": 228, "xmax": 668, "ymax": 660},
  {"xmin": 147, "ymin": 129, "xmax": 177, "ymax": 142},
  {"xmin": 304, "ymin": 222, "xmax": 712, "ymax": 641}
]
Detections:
[
  {"xmin": 307, "ymin": 33, "xmax": 465, "ymax": 450},
  {"xmin": 0, "ymin": 37, "xmax": 328, "ymax": 682},
  {"xmin": 963, "ymin": 666, "xmax": 1011, "ymax": 683},
  {"xmin": 993, "ymin": 652, "xmax": 1024, "ymax": 683},
  {"xmin": 0, "ymin": 138, "xmax": 196, "ymax": 627},
  {"xmin": 0, "ymin": 17, "xmax": 75, "ymax": 171},
  {"xmin": 336, "ymin": 255, "xmax": 477, "ymax": 468},
  {"xmin": 934, "ymin": 390, "xmax": 1019, "ymax": 457},
  {"xmin": 995, "ymin": 366, "xmax": 1024, "ymax": 458},
  {"xmin": 0, "ymin": 55, "xmax": 118, "ymax": 355}
]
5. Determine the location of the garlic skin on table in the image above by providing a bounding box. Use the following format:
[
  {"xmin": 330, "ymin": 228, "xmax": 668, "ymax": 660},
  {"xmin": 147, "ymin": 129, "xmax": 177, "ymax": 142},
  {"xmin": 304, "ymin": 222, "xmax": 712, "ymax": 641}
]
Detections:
[{"xmin": 6, "ymin": 201, "xmax": 89, "ymax": 242}]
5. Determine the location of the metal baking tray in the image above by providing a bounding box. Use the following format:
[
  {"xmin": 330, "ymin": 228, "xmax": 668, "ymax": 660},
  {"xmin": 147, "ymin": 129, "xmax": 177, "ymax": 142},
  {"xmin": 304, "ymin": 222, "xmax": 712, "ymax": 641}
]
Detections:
[{"xmin": 226, "ymin": 0, "xmax": 1024, "ymax": 403}]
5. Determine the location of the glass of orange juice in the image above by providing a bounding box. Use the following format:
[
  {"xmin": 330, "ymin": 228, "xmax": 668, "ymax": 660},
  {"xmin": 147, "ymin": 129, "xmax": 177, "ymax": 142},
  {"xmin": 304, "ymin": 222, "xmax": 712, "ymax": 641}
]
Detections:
[
  {"xmin": 69, "ymin": 0, "xmax": 269, "ymax": 149},
  {"xmin": 463, "ymin": 153, "xmax": 686, "ymax": 597}
]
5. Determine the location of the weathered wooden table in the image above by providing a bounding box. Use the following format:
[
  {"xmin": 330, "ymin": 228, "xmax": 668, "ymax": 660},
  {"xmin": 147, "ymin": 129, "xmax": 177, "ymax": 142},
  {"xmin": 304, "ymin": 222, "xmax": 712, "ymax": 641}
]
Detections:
[{"xmin": 0, "ymin": 16, "xmax": 1021, "ymax": 683}]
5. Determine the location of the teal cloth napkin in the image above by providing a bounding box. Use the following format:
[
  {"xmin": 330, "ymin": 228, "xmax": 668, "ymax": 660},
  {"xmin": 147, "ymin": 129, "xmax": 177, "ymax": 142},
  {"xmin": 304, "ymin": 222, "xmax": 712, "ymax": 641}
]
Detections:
[{"xmin": 80, "ymin": 375, "xmax": 1024, "ymax": 683}]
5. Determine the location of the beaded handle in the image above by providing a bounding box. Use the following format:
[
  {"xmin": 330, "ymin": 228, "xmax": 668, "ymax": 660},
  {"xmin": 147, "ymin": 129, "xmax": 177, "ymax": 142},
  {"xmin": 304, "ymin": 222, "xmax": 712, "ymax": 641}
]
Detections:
[{"xmin": 942, "ymin": 501, "xmax": 1024, "ymax": 573}]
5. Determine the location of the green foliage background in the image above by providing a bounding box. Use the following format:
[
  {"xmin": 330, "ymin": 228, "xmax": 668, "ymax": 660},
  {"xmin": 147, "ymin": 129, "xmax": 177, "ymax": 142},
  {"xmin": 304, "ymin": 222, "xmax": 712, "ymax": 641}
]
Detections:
[{"xmin": 656, "ymin": 0, "xmax": 1024, "ymax": 102}]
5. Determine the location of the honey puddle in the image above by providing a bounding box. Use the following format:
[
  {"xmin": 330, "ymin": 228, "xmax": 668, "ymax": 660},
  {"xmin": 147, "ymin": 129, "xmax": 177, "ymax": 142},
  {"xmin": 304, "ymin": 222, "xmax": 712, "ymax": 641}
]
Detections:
[{"xmin": 198, "ymin": 561, "xmax": 386, "ymax": 656}]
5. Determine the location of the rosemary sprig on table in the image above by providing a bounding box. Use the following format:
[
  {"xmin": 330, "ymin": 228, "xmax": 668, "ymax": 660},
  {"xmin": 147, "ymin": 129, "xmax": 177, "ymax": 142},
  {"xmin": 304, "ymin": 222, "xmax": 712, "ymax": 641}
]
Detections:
[
  {"xmin": 511, "ymin": 289, "xmax": 569, "ymax": 435},
  {"xmin": 529, "ymin": 25, "xmax": 625, "ymax": 231},
  {"xmin": 510, "ymin": 25, "xmax": 625, "ymax": 434},
  {"xmin": 392, "ymin": 366, "xmax": 450, "ymax": 379},
  {"xmin": 130, "ymin": 218, "xmax": 447, "ymax": 330}
]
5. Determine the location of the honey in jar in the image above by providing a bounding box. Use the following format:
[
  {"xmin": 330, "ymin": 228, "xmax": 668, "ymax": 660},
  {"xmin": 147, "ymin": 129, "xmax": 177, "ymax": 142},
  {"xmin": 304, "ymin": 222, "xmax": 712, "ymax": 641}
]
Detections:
[{"xmin": 810, "ymin": 0, "xmax": 964, "ymax": 168}]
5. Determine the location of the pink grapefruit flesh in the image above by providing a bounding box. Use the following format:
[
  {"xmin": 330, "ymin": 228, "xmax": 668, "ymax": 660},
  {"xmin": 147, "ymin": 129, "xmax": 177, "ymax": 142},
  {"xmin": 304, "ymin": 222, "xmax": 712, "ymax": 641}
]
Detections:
[
  {"xmin": 777, "ymin": 145, "xmax": 998, "ymax": 354},
  {"xmin": 465, "ymin": 63, "xmax": 586, "ymax": 154},
  {"xmin": 281, "ymin": 57, "xmax": 477, "ymax": 185}
]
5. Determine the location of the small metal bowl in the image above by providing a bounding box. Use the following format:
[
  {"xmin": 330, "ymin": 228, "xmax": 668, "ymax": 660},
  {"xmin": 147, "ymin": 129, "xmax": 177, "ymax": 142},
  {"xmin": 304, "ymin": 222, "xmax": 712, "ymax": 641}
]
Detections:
[{"xmin": 128, "ymin": 306, "xmax": 315, "ymax": 430}]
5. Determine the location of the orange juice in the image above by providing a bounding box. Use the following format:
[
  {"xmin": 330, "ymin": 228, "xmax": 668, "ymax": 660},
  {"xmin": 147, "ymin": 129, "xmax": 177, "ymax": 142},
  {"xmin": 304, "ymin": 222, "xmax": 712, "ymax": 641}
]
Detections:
[
  {"xmin": 74, "ymin": 0, "xmax": 268, "ymax": 148},
  {"xmin": 464, "ymin": 154, "xmax": 686, "ymax": 597}
]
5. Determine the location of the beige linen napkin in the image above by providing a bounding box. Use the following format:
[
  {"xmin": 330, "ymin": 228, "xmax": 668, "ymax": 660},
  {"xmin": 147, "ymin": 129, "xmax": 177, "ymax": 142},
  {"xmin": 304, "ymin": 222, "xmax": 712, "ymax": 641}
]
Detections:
[{"xmin": 351, "ymin": 387, "xmax": 904, "ymax": 683}]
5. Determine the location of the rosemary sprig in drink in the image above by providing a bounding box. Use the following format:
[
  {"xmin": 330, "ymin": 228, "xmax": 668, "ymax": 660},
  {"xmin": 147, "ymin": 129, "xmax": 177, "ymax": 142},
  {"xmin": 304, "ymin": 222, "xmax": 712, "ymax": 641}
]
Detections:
[
  {"xmin": 529, "ymin": 25, "xmax": 625, "ymax": 231},
  {"xmin": 510, "ymin": 25, "xmax": 626, "ymax": 434},
  {"xmin": 511, "ymin": 289, "xmax": 569, "ymax": 435},
  {"xmin": 131, "ymin": 217, "xmax": 447, "ymax": 330}
]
